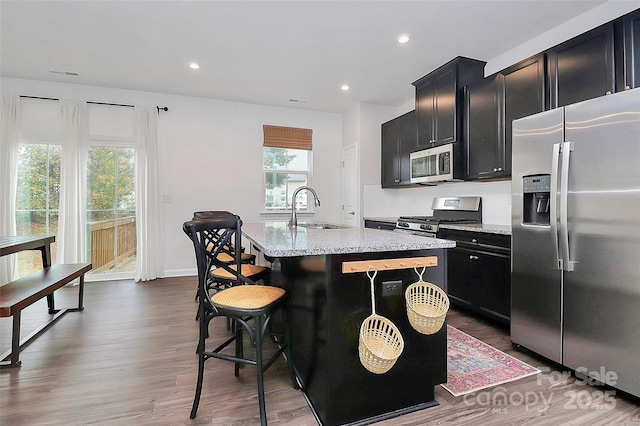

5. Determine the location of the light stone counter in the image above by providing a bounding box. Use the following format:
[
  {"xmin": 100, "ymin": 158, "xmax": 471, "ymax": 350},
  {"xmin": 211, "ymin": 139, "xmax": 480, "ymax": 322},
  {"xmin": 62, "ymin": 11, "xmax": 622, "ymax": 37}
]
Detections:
[
  {"xmin": 242, "ymin": 221, "xmax": 455, "ymax": 257},
  {"xmin": 362, "ymin": 217, "xmax": 397, "ymax": 223},
  {"xmin": 439, "ymin": 223, "xmax": 511, "ymax": 235},
  {"xmin": 361, "ymin": 217, "xmax": 511, "ymax": 235}
]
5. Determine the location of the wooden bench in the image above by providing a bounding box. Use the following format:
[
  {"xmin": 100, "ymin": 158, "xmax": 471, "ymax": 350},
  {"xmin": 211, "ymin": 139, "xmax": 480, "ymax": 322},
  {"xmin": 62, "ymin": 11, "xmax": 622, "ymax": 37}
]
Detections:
[{"xmin": 0, "ymin": 263, "xmax": 92, "ymax": 368}]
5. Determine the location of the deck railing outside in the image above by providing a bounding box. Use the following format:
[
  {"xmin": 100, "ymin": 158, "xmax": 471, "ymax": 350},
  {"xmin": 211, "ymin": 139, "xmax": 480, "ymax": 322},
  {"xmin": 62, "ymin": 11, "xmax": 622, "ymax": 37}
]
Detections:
[{"xmin": 88, "ymin": 217, "xmax": 136, "ymax": 272}]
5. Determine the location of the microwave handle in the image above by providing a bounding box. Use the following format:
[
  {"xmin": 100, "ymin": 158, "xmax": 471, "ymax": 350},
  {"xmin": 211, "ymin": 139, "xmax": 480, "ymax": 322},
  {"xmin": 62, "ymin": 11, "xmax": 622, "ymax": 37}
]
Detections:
[{"xmin": 439, "ymin": 153, "xmax": 445, "ymax": 174}]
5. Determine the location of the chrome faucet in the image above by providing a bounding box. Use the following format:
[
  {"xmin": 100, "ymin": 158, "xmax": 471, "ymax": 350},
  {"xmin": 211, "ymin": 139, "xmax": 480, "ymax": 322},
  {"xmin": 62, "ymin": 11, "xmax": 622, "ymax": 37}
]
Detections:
[{"xmin": 288, "ymin": 186, "xmax": 321, "ymax": 228}]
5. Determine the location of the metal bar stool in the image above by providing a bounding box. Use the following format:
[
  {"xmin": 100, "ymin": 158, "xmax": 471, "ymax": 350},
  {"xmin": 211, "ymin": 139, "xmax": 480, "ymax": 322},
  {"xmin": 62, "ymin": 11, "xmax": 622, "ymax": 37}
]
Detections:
[{"xmin": 183, "ymin": 214, "xmax": 299, "ymax": 424}]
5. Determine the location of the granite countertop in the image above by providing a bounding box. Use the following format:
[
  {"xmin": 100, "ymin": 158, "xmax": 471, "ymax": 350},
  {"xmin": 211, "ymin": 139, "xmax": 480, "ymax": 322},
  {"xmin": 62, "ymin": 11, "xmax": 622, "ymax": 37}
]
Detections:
[
  {"xmin": 363, "ymin": 217, "xmax": 398, "ymax": 223},
  {"xmin": 242, "ymin": 221, "xmax": 455, "ymax": 257},
  {"xmin": 362, "ymin": 217, "xmax": 511, "ymax": 235},
  {"xmin": 439, "ymin": 223, "xmax": 511, "ymax": 235}
]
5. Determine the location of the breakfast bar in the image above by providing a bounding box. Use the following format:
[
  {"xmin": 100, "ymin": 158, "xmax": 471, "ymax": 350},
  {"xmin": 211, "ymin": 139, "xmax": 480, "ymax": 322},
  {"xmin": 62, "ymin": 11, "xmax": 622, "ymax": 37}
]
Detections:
[{"xmin": 242, "ymin": 222, "xmax": 454, "ymax": 425}]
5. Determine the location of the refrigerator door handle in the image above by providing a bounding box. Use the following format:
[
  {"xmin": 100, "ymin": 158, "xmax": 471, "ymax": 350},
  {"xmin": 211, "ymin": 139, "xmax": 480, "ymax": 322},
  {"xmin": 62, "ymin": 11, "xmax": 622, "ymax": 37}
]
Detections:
[
  {"xmin": 560, "ymin": 141, "xmax": 575, "ymax": 272},
  {"xmin": 551, "ymin": 142, "xmax": 562, "ymax": 269}
]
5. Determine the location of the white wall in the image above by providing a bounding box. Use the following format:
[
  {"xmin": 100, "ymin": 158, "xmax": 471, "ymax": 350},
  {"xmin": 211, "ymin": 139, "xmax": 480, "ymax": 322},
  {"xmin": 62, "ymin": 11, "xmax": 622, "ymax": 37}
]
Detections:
[
  {"xmin": 363, "ymin": 181, "xmax": 512, "ymax": 225},
  {"xmin": 342, "ymin": 102, "xmax": 404, "ymax": 221},
  {"xmin": 1, "ymin": 78, "xmax": 343, "ymax": 277}
]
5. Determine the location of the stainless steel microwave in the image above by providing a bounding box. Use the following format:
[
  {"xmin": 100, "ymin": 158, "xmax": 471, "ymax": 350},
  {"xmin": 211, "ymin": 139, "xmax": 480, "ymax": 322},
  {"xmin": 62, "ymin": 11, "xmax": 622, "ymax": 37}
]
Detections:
[{"xmin": 410, "ymin": 144, "xmax": 455, "ymax": 184}]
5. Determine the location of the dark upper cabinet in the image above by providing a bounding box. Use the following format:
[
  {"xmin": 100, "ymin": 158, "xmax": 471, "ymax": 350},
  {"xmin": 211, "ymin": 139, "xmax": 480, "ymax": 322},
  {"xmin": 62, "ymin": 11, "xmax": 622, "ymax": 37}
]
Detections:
[
  {"xmin": 381, "ymin": 117, "xmax": 400, "ymax": 188},
  {"xmin": 415, "ymin": 81, "xmax": 435, "ymax": 149},
  {"xmin": 464, "ymin": 54, "xmax": 545, "ymax": 181},
  {"xmin": 616, "ymin": 8, "xmax": 640, "ymax": 91},
  {"xmin": 502, "ymin": 54, "xmax": 546, "ymax": 172},
  {"xmin": 413, "ymin": 57, "xmax": 486, "ymax": 149},
  {"xmin": 547, "ymin": 22, "xmax": 615, "ymax": 108},
  {"xmin": 464, "ymin": 73, "xmax": 505, "ymax": 180},
  {"xmin": 381, "ymin": 110, "xmax": 416, "ymax": 188}
]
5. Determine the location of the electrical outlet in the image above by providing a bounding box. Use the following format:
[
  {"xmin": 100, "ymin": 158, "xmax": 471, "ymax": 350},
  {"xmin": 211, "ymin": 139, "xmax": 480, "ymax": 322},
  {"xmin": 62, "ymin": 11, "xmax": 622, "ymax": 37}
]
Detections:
[{"xmin": 381, "ymin": 280, "xmax": 403, "ymax": 297}]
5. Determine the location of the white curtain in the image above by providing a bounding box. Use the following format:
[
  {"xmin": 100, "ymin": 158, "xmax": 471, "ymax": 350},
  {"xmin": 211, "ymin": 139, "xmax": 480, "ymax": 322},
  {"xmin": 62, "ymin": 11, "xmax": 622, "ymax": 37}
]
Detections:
[
  {"xmin": 57, "ymin": 100, "xmax": 88, "ymax": 264},
  {"xmin": 0, "ymin": 96, "xmax": 20, "ymax": 283},
  {"xmin": 134, "ymin": 106, "xmax": 163, "ymax": 281}
]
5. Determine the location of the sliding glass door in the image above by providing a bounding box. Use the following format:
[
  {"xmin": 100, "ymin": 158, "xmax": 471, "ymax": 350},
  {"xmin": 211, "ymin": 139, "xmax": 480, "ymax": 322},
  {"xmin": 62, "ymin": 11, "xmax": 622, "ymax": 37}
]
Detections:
[
  {"xmin": 87, "ymin": 145, "xmax": 136, "ymax": 274},
  {"xmin": 15, "ymin": 143, "xmax": 60, "ymax": 277}
]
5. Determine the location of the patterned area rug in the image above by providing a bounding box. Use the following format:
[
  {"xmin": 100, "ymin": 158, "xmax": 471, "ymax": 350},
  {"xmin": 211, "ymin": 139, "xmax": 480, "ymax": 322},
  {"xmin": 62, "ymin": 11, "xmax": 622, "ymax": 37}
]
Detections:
[{"xmin": 442, "ymin": 325, "xmax": 540, "ymax": 397}]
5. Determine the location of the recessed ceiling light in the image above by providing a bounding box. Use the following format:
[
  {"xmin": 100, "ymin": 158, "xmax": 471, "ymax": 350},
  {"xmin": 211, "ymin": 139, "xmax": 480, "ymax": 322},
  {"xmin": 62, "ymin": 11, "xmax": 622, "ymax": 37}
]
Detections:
[
  {"xmin": 189, "ymin": 62, "xmax": 200, "ymax": 70},
  {"xmin": 398, "ymin": 34, "xmax": 410, "ymax": 44},
  {"xmin": 341, "ymin": 84, "xmax": 350, "ymax": 91}
]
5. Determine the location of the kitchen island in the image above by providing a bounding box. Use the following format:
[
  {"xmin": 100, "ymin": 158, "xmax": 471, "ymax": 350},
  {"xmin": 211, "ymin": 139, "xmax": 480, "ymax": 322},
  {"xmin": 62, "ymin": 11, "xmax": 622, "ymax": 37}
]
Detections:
[{"xmin": 242, "ymin": 222, "xmax": 454, "ymax": 426}]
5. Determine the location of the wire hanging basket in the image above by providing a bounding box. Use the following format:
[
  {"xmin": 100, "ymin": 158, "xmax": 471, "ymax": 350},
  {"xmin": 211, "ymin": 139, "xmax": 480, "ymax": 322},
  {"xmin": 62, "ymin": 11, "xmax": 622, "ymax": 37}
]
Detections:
[
  {"xmin": 359, "ymin": 269, "xmax": 404, "ymax": 374},
  {"xmin": 405, "ymin": 266, "xmax": 449, "ymax": 335}
]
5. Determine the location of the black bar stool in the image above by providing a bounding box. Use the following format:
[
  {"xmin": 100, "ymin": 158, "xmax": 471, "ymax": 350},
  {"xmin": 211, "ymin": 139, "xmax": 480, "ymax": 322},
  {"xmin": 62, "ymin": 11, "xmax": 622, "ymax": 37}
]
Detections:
[
  {"xmin": 193, "ymin": 210, "xmax": 256, "ymax": 264},
  {"xmin": 183, "ymin": 214, "xmax": 299, "ymax": 424}
]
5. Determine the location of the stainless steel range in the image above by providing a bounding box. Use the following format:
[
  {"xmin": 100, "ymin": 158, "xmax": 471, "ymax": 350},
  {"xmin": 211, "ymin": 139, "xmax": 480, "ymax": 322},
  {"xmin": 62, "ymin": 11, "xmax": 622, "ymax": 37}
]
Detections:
[{"xmin": 395, "ymin": 196, "xmax": 482, "ymax": 237}]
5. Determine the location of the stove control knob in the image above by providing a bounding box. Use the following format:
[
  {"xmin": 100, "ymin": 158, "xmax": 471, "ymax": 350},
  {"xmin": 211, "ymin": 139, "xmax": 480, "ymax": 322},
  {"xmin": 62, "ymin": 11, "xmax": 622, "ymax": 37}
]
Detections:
[{"xmin": 420, "ymin": 224, "xmax": 432, "ymax": 231}]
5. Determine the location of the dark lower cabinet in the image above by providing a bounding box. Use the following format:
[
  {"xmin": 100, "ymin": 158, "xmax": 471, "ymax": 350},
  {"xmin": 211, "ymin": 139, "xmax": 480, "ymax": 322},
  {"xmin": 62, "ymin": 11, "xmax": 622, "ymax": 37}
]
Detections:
[
  {"xmin": 272, "ymin": 250, "xmax": 448, "ymax": 425},
  {"xmin": 364, "ymin": 219, "xmax": 396, "ymax": 230},
  {"xmin": 440, "ymin": 229, "xmax": 511, "ymax": 325}
]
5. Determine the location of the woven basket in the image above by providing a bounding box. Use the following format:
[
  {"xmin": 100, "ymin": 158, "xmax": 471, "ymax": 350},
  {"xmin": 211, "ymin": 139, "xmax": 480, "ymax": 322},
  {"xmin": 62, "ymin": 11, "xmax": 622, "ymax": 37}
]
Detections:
[
  {"xmin": 358, "ymin": 269, "xmax": 404, "ymax": 374},
  {"xmin": 359, "ymin": 314, "xmax": 404, "ymax": 374},
  {"xmin": 405, "ymin": 281, "xmax": 449, "ymax": 335}
]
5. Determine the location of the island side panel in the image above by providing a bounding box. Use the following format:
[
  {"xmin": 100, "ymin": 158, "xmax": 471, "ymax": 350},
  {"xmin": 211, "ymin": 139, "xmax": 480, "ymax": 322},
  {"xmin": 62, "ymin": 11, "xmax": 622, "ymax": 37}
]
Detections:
[{"xmin": 273, "ymin": 249, "xmax": 448, "ymax": 426}]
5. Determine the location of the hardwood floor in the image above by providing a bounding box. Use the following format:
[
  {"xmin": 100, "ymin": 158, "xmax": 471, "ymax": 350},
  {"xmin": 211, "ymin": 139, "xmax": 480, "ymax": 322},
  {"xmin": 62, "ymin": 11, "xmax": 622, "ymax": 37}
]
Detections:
[{"xmin": 1, "ymin": 277, "xmax": 639, "ymax": 425}]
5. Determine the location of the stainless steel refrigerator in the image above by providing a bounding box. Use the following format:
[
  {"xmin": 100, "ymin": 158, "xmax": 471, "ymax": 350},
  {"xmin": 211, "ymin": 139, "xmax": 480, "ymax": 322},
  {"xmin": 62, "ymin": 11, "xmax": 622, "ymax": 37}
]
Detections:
[{"xmin": 511, "ymin": 88, "xmax": 640, "ymax": 398}]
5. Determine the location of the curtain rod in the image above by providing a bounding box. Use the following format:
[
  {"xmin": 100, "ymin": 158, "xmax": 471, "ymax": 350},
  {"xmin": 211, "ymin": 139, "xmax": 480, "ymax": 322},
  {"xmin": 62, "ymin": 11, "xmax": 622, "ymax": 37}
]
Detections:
[{"xmin": 19, "ymin": 95, "xmax": 168, "ymax": 112}]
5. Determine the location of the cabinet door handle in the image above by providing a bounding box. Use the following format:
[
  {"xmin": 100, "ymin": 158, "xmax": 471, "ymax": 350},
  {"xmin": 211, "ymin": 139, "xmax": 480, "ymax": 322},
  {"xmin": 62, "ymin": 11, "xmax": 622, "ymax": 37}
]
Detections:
[
  {"xmin": 394, "ymin": 179, "xmax": 400, "ymax": 183},
  {"xmin": 471, "ymin": 239, "xmax": 478, "ymax": 243},
  {"xmin": 625, "ymin": 86, "xmax": 631, "ymax": 90},
  {"xmin": 606, "ymin": 91, "xmax": 612, "ymax": 95},
  {"xmin": 469, "ymin": 255, "xmax": 479, "ymax": 260},
  {"xmin": 349, "ymin": 211, "xmax": 355, "ymax": 215}
]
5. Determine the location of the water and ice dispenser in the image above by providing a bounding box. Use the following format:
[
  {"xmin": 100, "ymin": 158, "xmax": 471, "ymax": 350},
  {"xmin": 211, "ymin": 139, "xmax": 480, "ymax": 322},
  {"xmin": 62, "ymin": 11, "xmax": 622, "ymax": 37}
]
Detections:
[{"xmin": 523, "ymin": 175, "xmax": 551, "ymax": 225}]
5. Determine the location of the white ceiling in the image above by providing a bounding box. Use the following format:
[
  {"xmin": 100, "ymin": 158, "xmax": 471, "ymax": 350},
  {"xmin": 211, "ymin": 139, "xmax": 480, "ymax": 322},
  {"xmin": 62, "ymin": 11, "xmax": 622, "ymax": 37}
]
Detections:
[{"xmin": 1, "ymin": 1, "xmax": 608, "ymax": 113}]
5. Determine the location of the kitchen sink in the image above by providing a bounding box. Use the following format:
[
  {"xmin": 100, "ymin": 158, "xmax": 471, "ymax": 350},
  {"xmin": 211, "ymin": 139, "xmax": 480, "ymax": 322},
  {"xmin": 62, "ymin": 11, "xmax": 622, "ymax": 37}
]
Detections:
[{"xmin": 296, "ymin": 223, "xmax": 348, "ymax": 230}]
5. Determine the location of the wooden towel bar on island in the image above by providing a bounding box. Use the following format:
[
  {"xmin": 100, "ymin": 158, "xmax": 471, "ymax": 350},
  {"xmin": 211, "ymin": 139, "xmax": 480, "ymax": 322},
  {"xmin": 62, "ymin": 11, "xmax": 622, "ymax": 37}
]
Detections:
[{"xmin": 341, "ymin": 256, "xmax": 438, "ymax": 273}]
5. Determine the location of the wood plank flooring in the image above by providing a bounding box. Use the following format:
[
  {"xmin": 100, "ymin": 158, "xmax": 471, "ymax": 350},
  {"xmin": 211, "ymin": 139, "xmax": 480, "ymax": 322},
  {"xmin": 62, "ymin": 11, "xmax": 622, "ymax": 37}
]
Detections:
[{"xmin": 1, "ymin": 277, "xmax": 639, "ymax": 425}]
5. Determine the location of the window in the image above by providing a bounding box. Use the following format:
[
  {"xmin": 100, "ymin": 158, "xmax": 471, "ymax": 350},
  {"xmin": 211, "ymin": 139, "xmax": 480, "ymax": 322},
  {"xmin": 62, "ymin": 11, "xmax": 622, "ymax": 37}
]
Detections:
[
  {"xmin": 15, "ymin": 143, "xmax": 61, "ymax": 276},
  {"xmin": 262, "ymin": 125, "xmax": 313, "ymax": 211},
  {"xmin": 263, "ymin": 148, "xmax": 311, "ymax": 210}
]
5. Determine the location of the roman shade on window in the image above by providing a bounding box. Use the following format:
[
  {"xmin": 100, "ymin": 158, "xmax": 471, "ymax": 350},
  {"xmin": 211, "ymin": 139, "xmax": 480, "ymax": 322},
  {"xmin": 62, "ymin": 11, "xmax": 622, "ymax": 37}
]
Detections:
[{"xmin": 263, "ymin": 125, "xmax": 312, "ymax": 150}]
